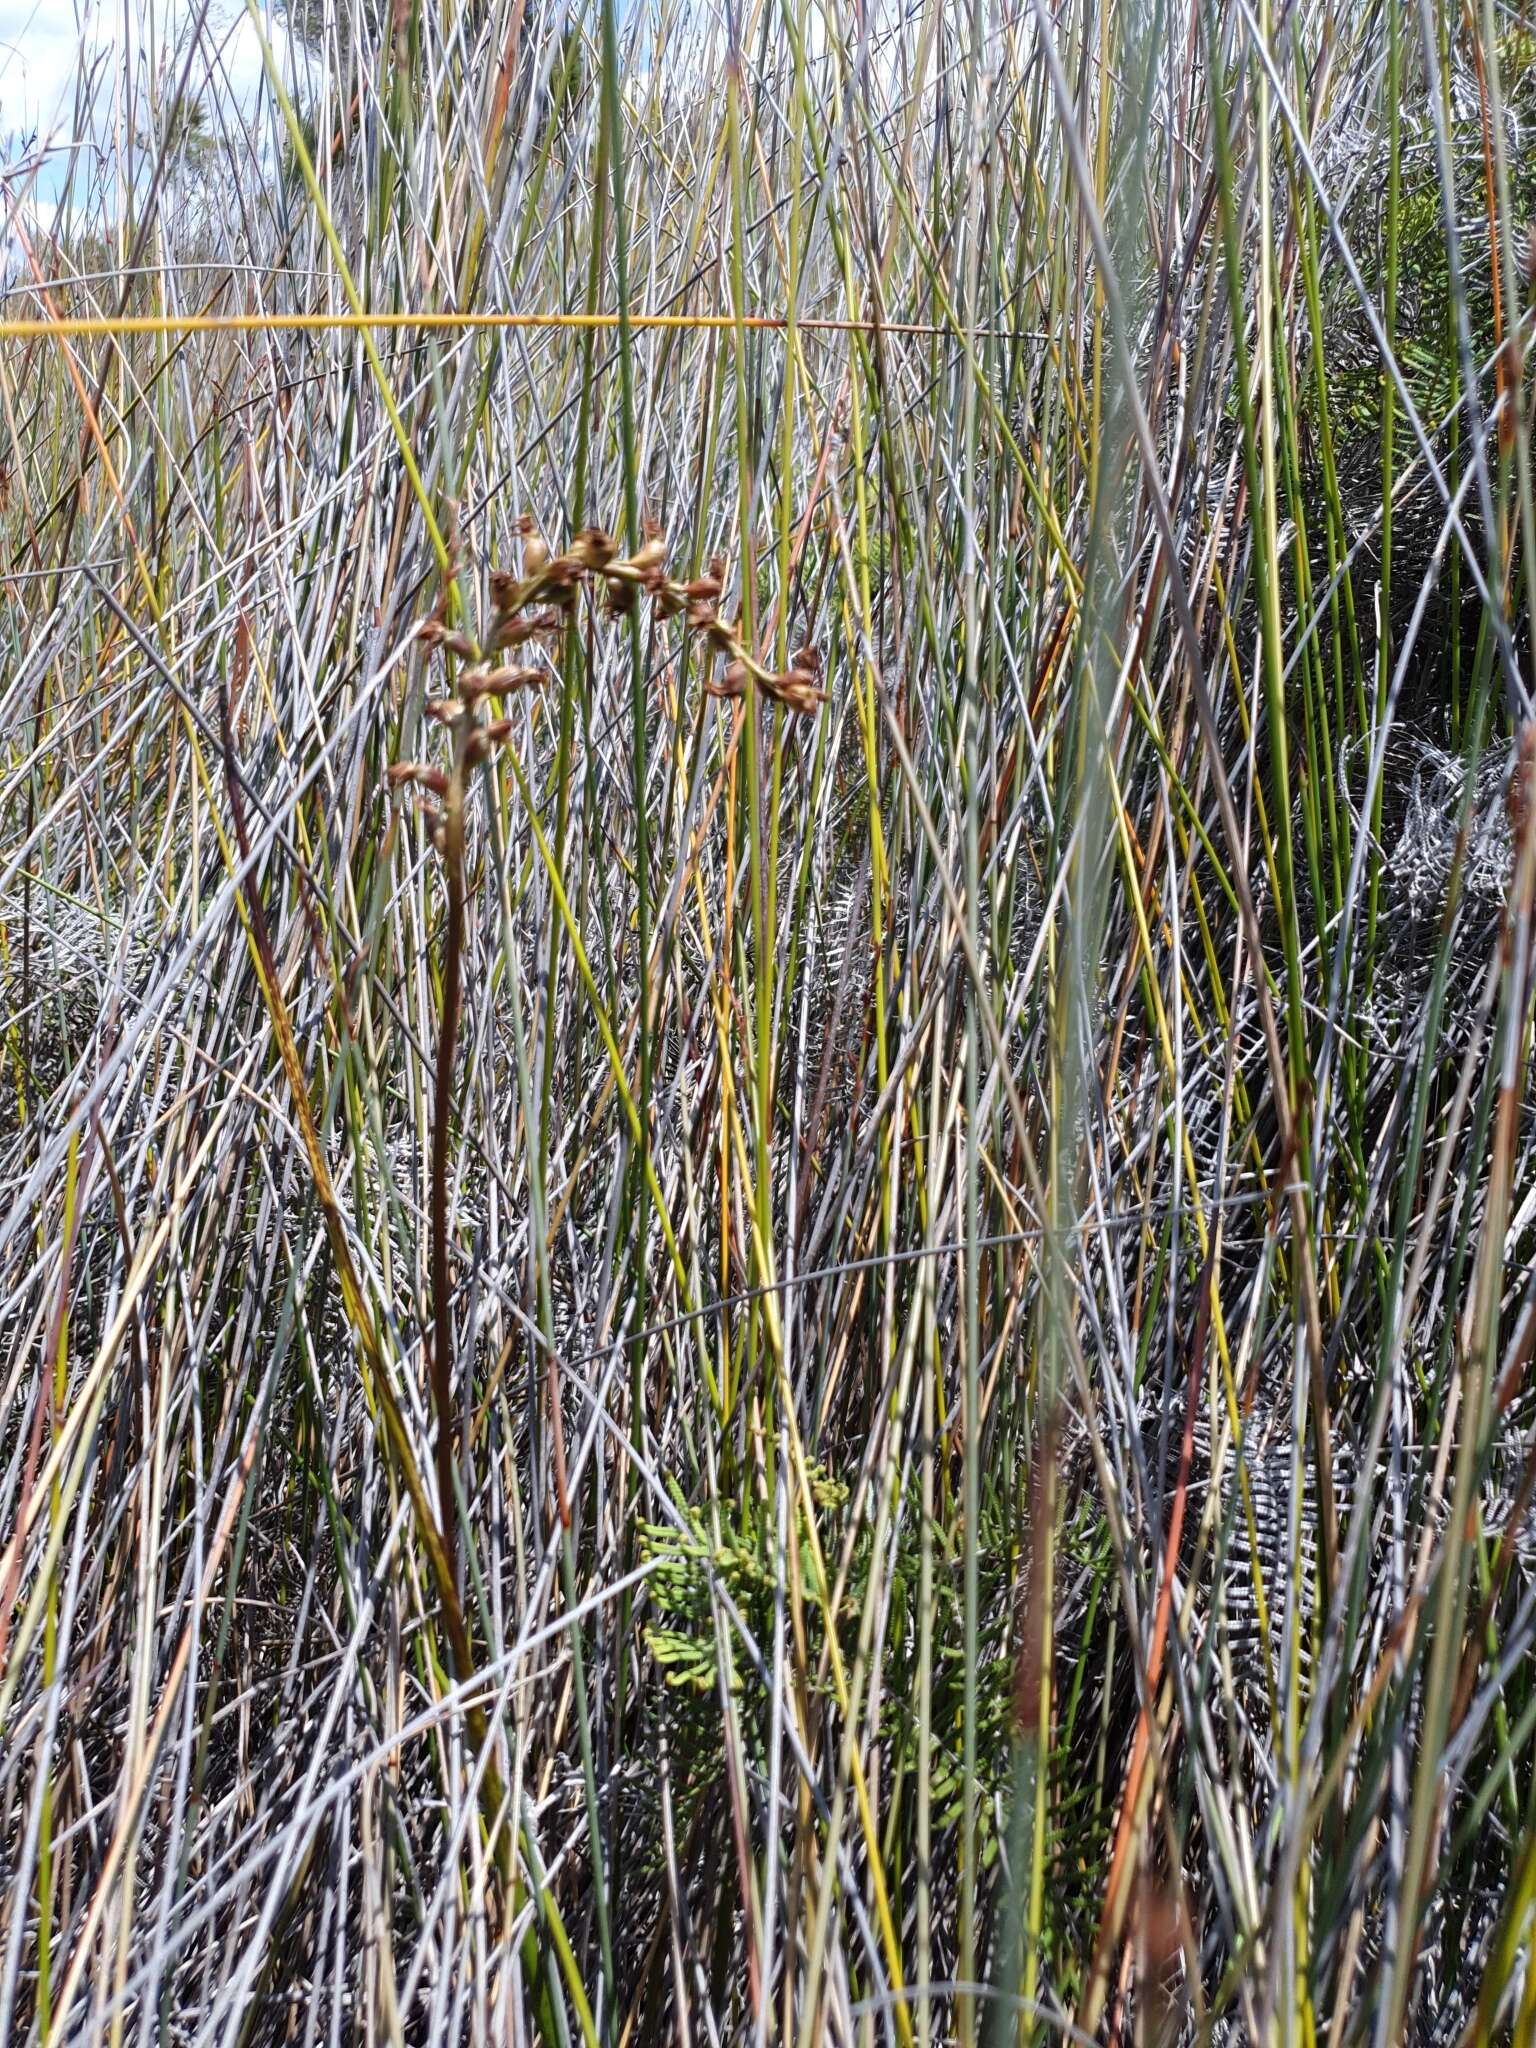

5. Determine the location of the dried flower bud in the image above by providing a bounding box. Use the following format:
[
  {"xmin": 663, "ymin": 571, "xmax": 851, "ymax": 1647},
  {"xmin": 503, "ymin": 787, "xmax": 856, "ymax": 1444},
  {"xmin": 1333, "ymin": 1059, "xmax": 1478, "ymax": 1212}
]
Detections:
[
  {"xmin": 489, "ymin": 612, "xmax": 539, "ymax": 651},
  {"xmin": 780, "ymin": 642, "xmax": 829, "ymax": 712},
  {"xmin": 706, "ymin": 658, "xmax": 750, "ymax": 700},
  {"xmin": 515, "ymin": 513, "xmax": 550, "ymax": 579},
  {"xmin": 467, "ymin": 716, "xmax": 523, "ymax": 766},
  {"xmin": 571, "ymin": 525, "xmax": 619, "ymax": 572},
  {"xmin": 625, "ymin": 530, "xmax": 667, "ymax": 578},
  {"xmin": 761, "ymin": 666, "xmax": 828, "ymax": 716},
  {"xmin": 421, "ymin": 624, "xmax": 479, "ymax": 660},
  {"xmin": 542, "ymin": 555, "xmax": 586, "ymax": 595},
  {"xmin": 602, "ymin": 517, "xmax": 668, "ymax": 596},
  {"xmin": 424, "ymin": 697, "xmax": 462, "ymax": 725},
  {"xmin": 685, "ymin": 598, "xmax": 741, "ymax": 654},
  {"xmin": 681, "ymin": 556, "xmax": 726, "ymax": 602},
  {"xmin": 463, "ymin": 664, "xmax": 546, "ymax": 700},
  {"xmin": 387, "ymin": 761, "xmax": 451, "ymax": 796}
]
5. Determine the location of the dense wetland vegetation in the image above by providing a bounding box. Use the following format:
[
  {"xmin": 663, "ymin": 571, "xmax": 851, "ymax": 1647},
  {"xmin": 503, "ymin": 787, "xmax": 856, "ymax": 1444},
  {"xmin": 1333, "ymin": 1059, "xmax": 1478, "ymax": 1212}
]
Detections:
[{"xmin": 5, "ymin": 0, "xmax": 1536, "ymax": 2038}]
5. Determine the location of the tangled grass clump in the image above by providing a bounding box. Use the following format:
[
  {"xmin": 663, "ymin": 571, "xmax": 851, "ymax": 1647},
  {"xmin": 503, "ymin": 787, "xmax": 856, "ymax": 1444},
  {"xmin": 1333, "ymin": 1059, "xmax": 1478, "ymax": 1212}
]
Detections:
[{"xmin": 8, "ymin": 0, "xmax": 1536, "ymax": 2041}]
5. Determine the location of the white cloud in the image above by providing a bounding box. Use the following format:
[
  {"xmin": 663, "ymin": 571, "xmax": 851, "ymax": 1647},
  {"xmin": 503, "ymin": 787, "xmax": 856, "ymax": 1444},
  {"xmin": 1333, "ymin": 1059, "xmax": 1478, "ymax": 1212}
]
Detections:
[
  {"xmin": 0, "ymin": 0, "xmax": 86, "ymax": 136},
  {"xmin": 2, "ymin": 0, "xmax": 298, "ymax": 244},
  {"xmin": 2, "ymin": 0, "xmax": 292, "ymax": 149}
]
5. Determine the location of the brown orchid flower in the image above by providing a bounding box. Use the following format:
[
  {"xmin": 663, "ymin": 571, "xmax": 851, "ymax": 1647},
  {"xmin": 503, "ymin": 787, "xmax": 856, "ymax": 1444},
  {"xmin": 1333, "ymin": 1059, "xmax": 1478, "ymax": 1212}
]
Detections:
[
  {"xmin": 514, "ymin": 512, "xmax": 550, "ymax": 579},
  {"xmin": 461, "ymin": 664, "xmax": 547, "ymax": 703},
  {"xmin": 386, "ymin": 761, "xmax": 450, "ymax": 797},
  {"xmin": 759, "ymin": 664, "xmax": 828, "ymax": 716},
  {"xmin": 705, "ymin": 658, "xmax": 751, "ymax": 700},
  {"xmin": 418, "ymin": 619, "xmax": 480, "ymax": 661},
  {"xmin": 569, "ymin": 525, "xmax": 619, "ymax": 572},
  {"xmin": 683, "ymin": 555, "xmax": 728, "ymax": 601}
]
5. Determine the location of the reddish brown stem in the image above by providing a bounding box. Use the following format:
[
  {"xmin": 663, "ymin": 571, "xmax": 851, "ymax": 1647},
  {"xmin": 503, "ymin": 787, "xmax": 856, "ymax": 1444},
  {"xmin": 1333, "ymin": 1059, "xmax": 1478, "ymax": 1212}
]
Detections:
[{"xmin": 431, "ymin": 758, "xmax": 468, "ymax": 1584}]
